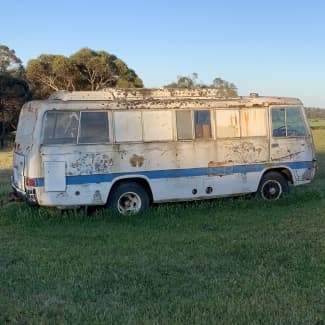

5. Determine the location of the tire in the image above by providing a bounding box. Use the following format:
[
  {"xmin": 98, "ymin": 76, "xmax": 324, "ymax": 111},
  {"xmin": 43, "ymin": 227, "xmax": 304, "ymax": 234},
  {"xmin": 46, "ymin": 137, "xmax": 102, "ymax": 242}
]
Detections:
[
  {"xmin": 107, "ymin": 182, "xmax": 149, "ymax": 215},
  {"xmin": 257, "ymin": 172, "xmax": 289, "ymax": 201}
]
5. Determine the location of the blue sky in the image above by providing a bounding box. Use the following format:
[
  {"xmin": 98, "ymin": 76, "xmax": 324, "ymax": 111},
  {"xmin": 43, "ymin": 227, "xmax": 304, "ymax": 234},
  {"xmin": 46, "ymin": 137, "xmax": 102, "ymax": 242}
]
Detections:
[{"xmin": 2, "ymin": 0, "xmax": 325, "ymax": 107}]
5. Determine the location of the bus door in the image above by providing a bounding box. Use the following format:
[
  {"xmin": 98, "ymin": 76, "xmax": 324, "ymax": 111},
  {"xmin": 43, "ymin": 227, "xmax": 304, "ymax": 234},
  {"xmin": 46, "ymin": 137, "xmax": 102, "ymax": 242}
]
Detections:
[{"xmin": 270, "ymin": 106, "xmax": 313, "ymax": 163}]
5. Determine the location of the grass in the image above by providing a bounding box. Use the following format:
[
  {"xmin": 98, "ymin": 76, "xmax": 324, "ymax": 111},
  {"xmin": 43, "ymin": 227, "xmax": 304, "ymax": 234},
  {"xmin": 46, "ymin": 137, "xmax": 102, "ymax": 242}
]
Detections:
[
  {"xmin": 1, "ymin": 129, "xmax": 325, "ymax": 323},
  {"xmin": 0, "ymin": 149, "xmax": 12, "ymax": 203},
  {"xmin": 309, "ymin": 119, "xmax": 325, "ymax": 129}
]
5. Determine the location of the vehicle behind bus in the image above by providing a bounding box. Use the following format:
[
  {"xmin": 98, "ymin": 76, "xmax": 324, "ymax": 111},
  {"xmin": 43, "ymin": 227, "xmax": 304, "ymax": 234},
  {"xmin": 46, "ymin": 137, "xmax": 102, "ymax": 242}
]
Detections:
[{"xmin": 11, "ymin": 88, "xmax": 316, "ymax": 214}]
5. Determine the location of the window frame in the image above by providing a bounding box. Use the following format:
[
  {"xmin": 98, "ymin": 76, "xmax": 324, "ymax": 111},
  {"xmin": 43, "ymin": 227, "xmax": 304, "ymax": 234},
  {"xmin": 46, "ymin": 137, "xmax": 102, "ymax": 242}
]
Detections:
[
  {"xmin": 142, "ymin": 110, "xmax": 174, "ymax": 142},
  {"xmin": 113, "ymin": 110, "xmax": 143, "ymax": 143},
  {"xmin": 42, "ymin": 110, "xmax": 80, "ymax": 145},
  {"xmin": 42, "ymin": 110, "xmax": 110, "ymax": 145},
  {"xmin": 78, "ymin": 111, "xmax": 110, "ymax": 144},
  {"xmin": 240, "ymin": 107, "xmax": 268, "ymax": 138},
  {"xmin": 193, "ymin": 109, "xmax": 213, "ymax": 140},
  {"xmin": 270, "ymin": 105, "xmax": 308, "ymax": 138},
  {"xmin": 175, "ymin": 110, "xmax": 194, "ymax": 141},
  {"xmin": 215, "ymin": 109, "xmax": 241, "ymax": 139}
]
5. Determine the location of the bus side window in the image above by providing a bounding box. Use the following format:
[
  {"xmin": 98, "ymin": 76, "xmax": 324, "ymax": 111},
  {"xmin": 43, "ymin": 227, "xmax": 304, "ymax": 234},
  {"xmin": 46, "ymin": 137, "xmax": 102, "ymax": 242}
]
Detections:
[
  {"xmin": 272, "ymin": 108, "xmax": 286, "ymax": 137},
  {"xmin": 43, "ymin": 111, "xmax": 79, "ymax": 144},
  {"xmin": 142, "ymin": 111, "xmax": 173, "ymax": 141},
  {"xmin": 176, "ymin": 110, "xmax": 193, "ymax": 140},
  {"xmin": 241, "ymin": 108, "xmax": 267, "ymax": 137},
  {"xmin": 194, "ymin": 110, "xmax": 212, "ymax": 139},
  {"xmin": 216, "ymin": 110, "xmax": 240, "ymax": 138},
  {"xmin": 79, "ymin": 112, "xmax": 109, "ymax": 144},
  {"xmin": 272, "ymin": 107, "xmax": 307, "ymax": 137},
  {"xmin": 114, "ymin": 111, "xmax": 142, "ymax": 142},
  {"xmin": 286, "ymin": 108, "xmax": 307, "ymax": 136}
]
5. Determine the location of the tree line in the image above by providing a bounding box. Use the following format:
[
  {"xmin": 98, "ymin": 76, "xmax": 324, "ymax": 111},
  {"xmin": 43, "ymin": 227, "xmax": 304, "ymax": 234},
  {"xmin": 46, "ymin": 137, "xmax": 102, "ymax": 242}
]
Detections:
[
  {"xmin": 164, "ymin": 72, "xmax": 238, "ymax": 97},
  {"xmin": 0, "ymin": 44, "xmax": 239, "ymax": 148},
  {"xmin": 305, "ymin": 107, "xmax": 325, "ymax": 119},
  {"xmin": 0, "ymin": 44, "xmax": 144, "ymax": 148}
]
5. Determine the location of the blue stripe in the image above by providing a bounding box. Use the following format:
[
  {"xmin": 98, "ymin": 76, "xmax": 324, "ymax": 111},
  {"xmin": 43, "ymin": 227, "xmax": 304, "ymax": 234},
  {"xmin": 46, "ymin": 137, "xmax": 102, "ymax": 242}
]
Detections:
[{"xmin": 33, "ymin": 161, "xmax": 313, "ymax": 187}]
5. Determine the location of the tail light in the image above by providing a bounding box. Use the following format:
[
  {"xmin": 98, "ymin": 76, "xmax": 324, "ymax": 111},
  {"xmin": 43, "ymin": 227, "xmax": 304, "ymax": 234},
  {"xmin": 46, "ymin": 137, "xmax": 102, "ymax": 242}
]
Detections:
[{"xmin": 25, "ymin": 177, "xmax": 36, "ymax": 187}]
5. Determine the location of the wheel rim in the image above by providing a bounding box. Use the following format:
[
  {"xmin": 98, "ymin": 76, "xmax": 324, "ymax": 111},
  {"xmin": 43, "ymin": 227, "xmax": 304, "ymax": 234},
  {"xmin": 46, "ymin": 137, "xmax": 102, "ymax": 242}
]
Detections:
[
  {"xmin": 261, "ymin": 179, "xmax": 282, "ymax": 200},
  {"xmin": 117, "ymin": 191, "xmax": 142, "ymax": 214}
]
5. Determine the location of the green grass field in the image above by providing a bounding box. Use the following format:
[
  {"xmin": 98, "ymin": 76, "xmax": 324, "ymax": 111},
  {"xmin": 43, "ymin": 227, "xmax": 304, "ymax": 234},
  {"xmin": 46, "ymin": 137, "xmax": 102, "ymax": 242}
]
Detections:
[
  {"xmin": 1, "ymin": 130, "xmax": 325, "ymax": 323},
  {"xmin": 309, "ymin": 119, "xmax": 325, "ymax": 130}
]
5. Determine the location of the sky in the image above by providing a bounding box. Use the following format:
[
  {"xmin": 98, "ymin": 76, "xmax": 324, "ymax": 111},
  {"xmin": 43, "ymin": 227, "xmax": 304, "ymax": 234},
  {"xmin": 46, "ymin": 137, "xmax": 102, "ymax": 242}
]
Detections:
[{"xmin": 1, "ymin": 0, "xmax": 325, "ymax": 107}]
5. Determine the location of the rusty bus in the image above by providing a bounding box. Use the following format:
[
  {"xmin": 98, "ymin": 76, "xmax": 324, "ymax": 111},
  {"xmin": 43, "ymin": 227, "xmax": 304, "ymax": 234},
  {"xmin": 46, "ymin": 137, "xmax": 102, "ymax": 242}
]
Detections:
[{"xmin": 11, "ymin": 88, "xmax": 316, "ymax": 214}]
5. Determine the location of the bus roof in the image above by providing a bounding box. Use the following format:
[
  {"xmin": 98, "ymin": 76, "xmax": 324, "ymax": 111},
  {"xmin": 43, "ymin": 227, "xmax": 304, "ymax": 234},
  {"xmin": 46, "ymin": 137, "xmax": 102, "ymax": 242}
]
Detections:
[
  {"xmin": 48, "ymin": 88, "xmax": 302, "ymax": 106},
  {"xmin": 16, "ymin": 89, "xmax": 300, "ymax": 112}
]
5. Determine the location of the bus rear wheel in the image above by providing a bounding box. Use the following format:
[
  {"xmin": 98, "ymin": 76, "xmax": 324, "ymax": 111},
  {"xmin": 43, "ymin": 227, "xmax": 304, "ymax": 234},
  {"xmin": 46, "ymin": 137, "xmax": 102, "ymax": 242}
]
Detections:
[
  {"xmin": 257, "ymin": 172, "xmax": 289, "ymax": 200},
  {"xmin": 108, "ymin": 182, "xmax": 149, "ymax": 215}
]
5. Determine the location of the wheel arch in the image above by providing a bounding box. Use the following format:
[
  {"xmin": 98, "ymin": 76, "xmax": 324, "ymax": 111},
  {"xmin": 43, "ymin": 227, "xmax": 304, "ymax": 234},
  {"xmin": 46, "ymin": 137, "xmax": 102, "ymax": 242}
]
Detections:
[
  {"xmin": 261, "ymin": 167, "xmax": 293, "ymax": 184},
  {"xmin": 107, "ymin": 176, "xmax": 153, "ymax": 204}
]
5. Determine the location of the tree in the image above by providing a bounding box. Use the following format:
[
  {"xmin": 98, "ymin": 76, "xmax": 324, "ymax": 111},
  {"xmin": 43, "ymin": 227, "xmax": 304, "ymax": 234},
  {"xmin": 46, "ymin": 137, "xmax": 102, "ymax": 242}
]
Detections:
[
  {"xmin": 211, "ymin": 77, "xmax": 238, "ymax": 97},
  {"xmin": 0, "ymin": 44, "xmax": 30, "ymax": 148},
  {"xmin": 26, "ymin": 54, "xmax": 81, "ymax": 98},
  {"xmin": 0, "ymin": 73, "xmax": 31, "ymax": 148},
  {"xmin": 26, "ymin": 48, "xmax": 144, "ymax": 98},
  {"xmin": 71, "ymin": 48, "xmax": 143, "ymax": 90},
  {"xmin": 164, "ymin": 73, "xmax": 238, "ymax": 97},
  {"xmin": 0, "ymin": 45, "xmax": 24, "ymax": 77},
  {"xmin": 71, "ymin": 48, "xmax": 116, "ymax": 91},
  {"xmin": 165, "ymin": 73, "xmax": 198, "ymax": 88}
]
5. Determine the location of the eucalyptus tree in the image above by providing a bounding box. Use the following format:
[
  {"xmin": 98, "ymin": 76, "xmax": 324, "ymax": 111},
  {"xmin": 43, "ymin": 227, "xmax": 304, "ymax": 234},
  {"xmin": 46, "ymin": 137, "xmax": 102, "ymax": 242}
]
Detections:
[
  {"xmin": 27, "ymin": 48, "xmax": 143, "ymax": 98},
  {"xmin": 0, "ymin": 44, "xmax": 24, "ymax": 76},
  {"xmin": 0, "ymin": 73, "xmax": 31, "ymax": 148},
  {"xmin": 164, "ymin": 73, "xmax": 238, "ymax": 97},
  {"xmin": 26, "ymin": 54, "xmax": 80, "ymax": 98},
  {"xmin": 71, "ymin": 48, "xmax": 143, "ymax": 90},
  {"xmin": 0, "ymin": 44, "xmax": 30, "ymax": 147}
]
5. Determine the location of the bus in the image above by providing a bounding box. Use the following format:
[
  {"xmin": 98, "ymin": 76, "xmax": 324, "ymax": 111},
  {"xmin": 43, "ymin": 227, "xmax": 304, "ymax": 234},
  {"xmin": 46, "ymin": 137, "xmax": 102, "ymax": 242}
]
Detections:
[{"xmin": 11, "ymin": 88, "xmax": 316, "ymax": 214}]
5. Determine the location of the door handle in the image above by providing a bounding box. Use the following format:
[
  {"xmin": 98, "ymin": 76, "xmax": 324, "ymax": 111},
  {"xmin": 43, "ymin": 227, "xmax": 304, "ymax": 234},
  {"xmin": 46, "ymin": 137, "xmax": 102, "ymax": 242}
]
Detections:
[{"xmin": 272, "ymin": 143, "xmax": 279, "ymax": 148}]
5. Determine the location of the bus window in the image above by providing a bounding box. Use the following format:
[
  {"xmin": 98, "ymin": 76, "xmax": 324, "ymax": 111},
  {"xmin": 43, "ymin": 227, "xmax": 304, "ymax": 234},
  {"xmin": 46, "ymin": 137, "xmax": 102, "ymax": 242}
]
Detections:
[
  {"xmin": 286, "ymin": 108, "xmax": 307, "ymax": 136},
  {"xmin": 79, "ymin": 112, "xmax": 109, "ymax": 144},
  {"xmin": 216, "ymin": 110, "xmax": 240, "ymax": 138},
  {"xmin": 272, "ymin": 107, "xmax": 307, "ymax": 137},
  {"xmin": 241, "ymin": 108, "xmax": 267, "ymax": 137},
  {"xmin": 43, "ymin": 111, "xmax": 79, "ymax": 144},
  {"xmin": 194, "ymin": 110, "xmax": 212, "ymax": 139},
  {"xmin": 114, "ymin": 111, "xmax": 142, "ymax": 142},
  {"xmin": 143, "ymin": 111, "xmax": 173, "ymax": 141},
  {"xmin": 176, "ymin": 110, "xmax": 193, "ymax": 140},
  {"xmin": 272, "ymin": 108, "xmax": 286, "ymax": 136}
]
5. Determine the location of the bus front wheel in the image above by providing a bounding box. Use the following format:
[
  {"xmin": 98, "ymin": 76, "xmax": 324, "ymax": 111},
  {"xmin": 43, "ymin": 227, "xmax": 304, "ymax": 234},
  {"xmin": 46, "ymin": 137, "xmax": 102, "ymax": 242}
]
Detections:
[
  {"xmin": 107, "ymin": 182, "xmax": 149, "ymax": 215},
  {"xmin": 257, "ymin": 172, "xmax": 289, "ymax": 200}
]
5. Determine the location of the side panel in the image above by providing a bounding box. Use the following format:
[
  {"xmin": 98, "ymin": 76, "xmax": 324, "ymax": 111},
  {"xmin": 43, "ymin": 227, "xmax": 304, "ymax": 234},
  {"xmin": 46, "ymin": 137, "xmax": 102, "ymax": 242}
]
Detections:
[
  {"xmin": 44, "ymin": 161, "xmax": 66, "ymax": 191},
  {"xmin": 38, "ymin": 140, "xmax": 269, "ymax": 205}
]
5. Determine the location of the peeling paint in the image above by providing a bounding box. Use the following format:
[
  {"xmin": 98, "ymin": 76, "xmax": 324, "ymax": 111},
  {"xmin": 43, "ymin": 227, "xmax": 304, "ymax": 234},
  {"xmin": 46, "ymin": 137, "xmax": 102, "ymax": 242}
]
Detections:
[
  {"xmin": 93, "ymin": 190, "xmax": 103, "ymax": 204},
  {"xmin": 226, "ymin": 141, "xmax": 265, "ymax": 163},
  {"xmin": 130, "ymin": 154, "xmax": 144, "ymax": 167},
  {"xmin": 69, "ymin": 153, "xmax": 113, "ymax": 175}
]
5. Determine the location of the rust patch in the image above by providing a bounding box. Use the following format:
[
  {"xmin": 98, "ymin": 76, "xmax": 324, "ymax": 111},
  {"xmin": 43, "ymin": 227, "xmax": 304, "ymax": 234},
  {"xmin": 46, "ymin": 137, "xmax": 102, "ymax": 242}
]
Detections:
[
  {"xmin": 208, "ymin": 160, "xmax": 233, "ymax": 167},
  {"xmin": 130, "ymin": 154, "xmax": 144, "ymax": 167}
]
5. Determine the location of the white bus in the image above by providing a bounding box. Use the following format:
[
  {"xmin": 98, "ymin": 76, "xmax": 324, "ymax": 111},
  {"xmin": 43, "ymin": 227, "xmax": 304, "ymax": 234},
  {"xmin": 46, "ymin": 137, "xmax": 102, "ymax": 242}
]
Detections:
[{"xmin": 12, "ymin": 88, "xmax": 316, "ymax": 214}]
